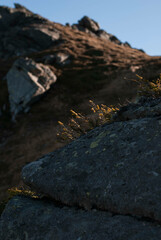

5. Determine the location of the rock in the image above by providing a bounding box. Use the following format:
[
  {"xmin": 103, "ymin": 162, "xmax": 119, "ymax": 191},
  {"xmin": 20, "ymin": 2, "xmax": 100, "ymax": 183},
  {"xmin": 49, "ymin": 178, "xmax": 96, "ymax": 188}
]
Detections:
[
  {"xmin": 21, "ymin": 98, "xmax": 161, "ymax": 222},
  {"xmin": 44, "ymin": 52, "xmax": 71, "ymax": 66},
  {"xmin": 1, "ymin": 195, "xmax": 161, "ymax": 240},
  {"xmin": 72, "ymin": 16, "xmax": 100, "ymax": 37},
  {"xmin": 14, "ymin": 3, "xmax": 31, "ymax": 11},
  {"xmin": 72, "ymin": 24, "xmax": 88, "ymax": 32},
  {"xmin": 123, "ymin": 41, "xmax": 131, "ymax": 48},
  {"xmin": 96, "ymin": 29, "xmax": 122, "ymax": 45},
  {"xmin": 0, "ymin": 4, "xmax": 60, "ymax": 58},
  {"xmin": 65, "ymin": 22, "xmax": 71, "ymax": 27},
  {"xmin": 138, "ymin": 49, "xmax": 145, "ymax": 53},
  {"xmin": 6, "ymin": 57, "xmax": 57, "ymax": 119},
  {"xmin": 96, "ymin": 29, "xmax": 111, "ymax": 41},
  {"xmin": 73, "ymin": 17, "xmax": 133, "ymax": 48},
  {"xmin": 71, "ymin": 24, "xmax": 96, "ymax": 37},
  {"xmin": 109, "ymin": 35, "xmax": 122, "ymax": 45},
  {"xmin": 114, "ymin": 96, "xmax": 161, "ymax": 121},
  {"xmin": 78, "ymin": 16, "xmax": 100, "ymax": 32}
]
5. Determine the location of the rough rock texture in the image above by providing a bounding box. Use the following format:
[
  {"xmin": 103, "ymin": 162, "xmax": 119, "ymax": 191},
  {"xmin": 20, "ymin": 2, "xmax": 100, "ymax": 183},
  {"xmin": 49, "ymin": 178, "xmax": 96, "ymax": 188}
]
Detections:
[
  {"xmin": 6, "ymin": 57, "xmax": 57, "ymax": 118},
  {"xmin": 22, "ymin": 106, "xmax": 161, "ymax": 222},
  {"xmin": 114, "ymin": 96, "xmax": 161, "ymax": 121},
  {"xmin": 0, "ymin": 4, "xmax": 60, "ymax": 58},
  {"xmin": 1, "ymin": 195, "xmax": 161, "ymax": 240},
  {"xmin": 2, "ymin": 97, "xmax": 161, "ymax": 238}
]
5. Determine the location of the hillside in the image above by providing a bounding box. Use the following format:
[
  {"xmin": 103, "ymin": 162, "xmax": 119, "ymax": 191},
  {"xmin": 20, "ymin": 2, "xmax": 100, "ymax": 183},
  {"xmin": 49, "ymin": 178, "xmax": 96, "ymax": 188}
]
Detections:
[{"xmin": 0, "ymin": 3, "xmax": 161, "ymax": 203}]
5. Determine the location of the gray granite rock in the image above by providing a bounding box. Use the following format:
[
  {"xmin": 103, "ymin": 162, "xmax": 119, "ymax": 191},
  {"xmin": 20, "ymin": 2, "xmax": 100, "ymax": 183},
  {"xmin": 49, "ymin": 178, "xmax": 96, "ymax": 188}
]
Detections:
[
  {"xmin": 6, "ymin": 57, "xmax": 57, "ymax": 119},
  {"xmin": 22, "ymin": 113, "xmax": 161, "ymax": 222},
  {"xmin": 1, "ymin": 195, "xmax": 161, "ymax": 240},
  {"xmin": 114, "ymin": 96, "xmax": 161, "ymax": 121}
]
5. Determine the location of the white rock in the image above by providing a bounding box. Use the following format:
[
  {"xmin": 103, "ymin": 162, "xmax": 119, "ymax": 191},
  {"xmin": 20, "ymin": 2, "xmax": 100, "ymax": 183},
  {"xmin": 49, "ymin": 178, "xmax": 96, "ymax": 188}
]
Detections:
[{"xmin": 6, "ymin": 57, "xmax": 57, "ymax": 119}]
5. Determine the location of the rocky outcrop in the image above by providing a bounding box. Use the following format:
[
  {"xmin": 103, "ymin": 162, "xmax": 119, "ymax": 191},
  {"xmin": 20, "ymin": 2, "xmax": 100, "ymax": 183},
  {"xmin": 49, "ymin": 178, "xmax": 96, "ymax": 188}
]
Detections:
[
  {"xmin": 6, "ymin": 57, "xmax": 57, "ymax": 119},
  {"xmin": 1, "ymin": 195, "xmax": 161, "ymax": 240},
  {"xmin": 71, "ymin": 16, "xmax": 144, "ymax": 52},
  {"xmin": 78, "ymin": 16, "xmax": 100, "ymax": 32},
  {"xmin": 0, "ymin": 4, "xmax": 60, "ymax": 59},
  {"xmin": 72, "ymin": 16, "xmax": 133, "ymax": 48},
  {"xmin": 21, "ymin": 102, "xmax": 161, "ymax": 222},
  {"xmin": 1, "ymin": 97, "xmax": 161, "ymax": 239}
]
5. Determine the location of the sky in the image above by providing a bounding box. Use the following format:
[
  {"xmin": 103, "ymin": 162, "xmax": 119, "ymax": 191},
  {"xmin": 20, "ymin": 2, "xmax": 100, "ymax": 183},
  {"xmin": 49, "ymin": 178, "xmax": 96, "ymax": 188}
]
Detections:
[{"xmin": 0, "ymin": 0, "xmax": 161, "ymax": 56}]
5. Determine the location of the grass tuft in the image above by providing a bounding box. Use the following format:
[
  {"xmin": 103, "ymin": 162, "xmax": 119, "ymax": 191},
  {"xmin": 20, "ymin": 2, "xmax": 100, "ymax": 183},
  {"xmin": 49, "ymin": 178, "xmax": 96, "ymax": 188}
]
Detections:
[
  {"xmin": 7, "ymin": 187, "xmax": 39, "ymax": 199},
  {"xmin": 0, "ymin": 187, "xmax": 39, "ymax": 215},
  {"xmin": 57, "ymin": 100, "xmax": 119, "ymax": 142},
  {"xmin": 134, "ymin": 74, "xmax": 161, "ymax": 98}
]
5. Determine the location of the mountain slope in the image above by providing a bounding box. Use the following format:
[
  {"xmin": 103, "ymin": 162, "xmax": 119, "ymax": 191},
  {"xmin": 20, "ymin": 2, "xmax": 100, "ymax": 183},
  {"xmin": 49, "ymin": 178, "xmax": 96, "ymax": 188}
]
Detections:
[{"xmin": 0, "ymin": 4, "xmax": 161, "ymax": 201}]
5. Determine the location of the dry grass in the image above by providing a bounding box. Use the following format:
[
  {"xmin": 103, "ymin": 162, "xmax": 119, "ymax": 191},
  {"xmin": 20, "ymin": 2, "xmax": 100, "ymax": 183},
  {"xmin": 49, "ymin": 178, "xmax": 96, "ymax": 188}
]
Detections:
[
  {"xmin": 57, "ymin": 100, "xmax": 119, "ymax": 142},
  {"xmin": 7, "ymin": 187, "xmax": 39, "ymax": 199},
  {"xmin": 0, "ymin": 187, "xmax": 39, "ymax": 215},
  {"xmin": 134, "ymin": 74, "xmax": 161, "ymax": 98},
  {"xmin": 57, "ymin": 74, "xmax": 161, "ymax": 143}
]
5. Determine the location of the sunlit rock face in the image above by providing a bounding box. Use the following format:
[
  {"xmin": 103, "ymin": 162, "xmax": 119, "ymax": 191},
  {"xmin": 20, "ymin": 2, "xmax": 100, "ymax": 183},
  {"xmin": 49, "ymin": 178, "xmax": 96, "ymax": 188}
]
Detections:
[{"xmin": 6, "ymin": 57, "xmax": 57, "ymax": 119}]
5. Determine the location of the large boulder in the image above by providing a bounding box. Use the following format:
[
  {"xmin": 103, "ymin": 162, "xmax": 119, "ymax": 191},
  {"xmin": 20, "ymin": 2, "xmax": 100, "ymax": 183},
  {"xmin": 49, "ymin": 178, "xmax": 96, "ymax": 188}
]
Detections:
[
  {"xmin": 72, "ymin": 16, "xmax": 100, "ymax": 34},
  {"xmin": 1, "ymin": 195, "xmax": 161, "ymax": 240},
  {"xmin": 1, "ymin": 97, "xmax": 161, "ymax": 238},
  {"xmin": 6, "ymin": 57, "xmax": 57, "ymax": 119},
  {"xmin": 0, "ymin": 4, "xmax": 60, "ymax": 58},
  {"xmin": 21, "ymin": 97, "xmax": 161, "ymax": 222}
]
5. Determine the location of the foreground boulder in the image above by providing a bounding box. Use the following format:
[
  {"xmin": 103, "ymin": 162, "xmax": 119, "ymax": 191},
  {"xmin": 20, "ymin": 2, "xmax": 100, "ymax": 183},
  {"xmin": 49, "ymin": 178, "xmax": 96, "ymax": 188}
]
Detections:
[
  {"xmin": 6, "ymin": 57, "xmax": 57, "ymax": 119},
  {"xmin": 1, "ymin": 195, "xmax": 161, "ymax": 240},
  {"xmin": 21, "ymin": 97, "xmax": 161, "ymax": 222},
  {"xmin": 1, "ymin": 97, "xmax": 161, "ymax": 238}
]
